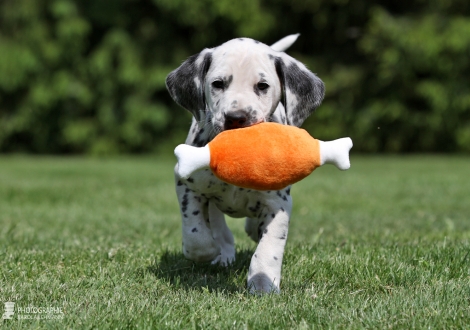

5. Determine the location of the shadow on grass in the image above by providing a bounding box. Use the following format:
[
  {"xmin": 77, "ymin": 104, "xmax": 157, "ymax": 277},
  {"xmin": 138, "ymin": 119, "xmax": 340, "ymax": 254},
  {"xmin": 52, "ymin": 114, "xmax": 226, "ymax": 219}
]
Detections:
[{"xmin": 146, "ymin": 248, "xmax": 254, "ymax": 293}]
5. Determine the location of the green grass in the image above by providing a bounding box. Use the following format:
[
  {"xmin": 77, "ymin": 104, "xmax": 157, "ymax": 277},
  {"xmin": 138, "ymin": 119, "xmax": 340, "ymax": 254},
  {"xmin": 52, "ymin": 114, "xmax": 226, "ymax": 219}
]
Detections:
[{"xmin": 0, "ymin": 155, "xmax": 469, "ymax": 329}]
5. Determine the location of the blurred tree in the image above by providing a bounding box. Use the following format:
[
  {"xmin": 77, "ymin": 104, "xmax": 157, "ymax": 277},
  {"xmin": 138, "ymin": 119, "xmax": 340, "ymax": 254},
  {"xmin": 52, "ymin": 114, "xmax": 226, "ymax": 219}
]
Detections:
[
  {"xmin": 357, "ymin": 6, "xmax": 470, "ymax": 152},
  {"xmin": 0, "ymin": 0, "xmax": 469, "ymax": 153}
]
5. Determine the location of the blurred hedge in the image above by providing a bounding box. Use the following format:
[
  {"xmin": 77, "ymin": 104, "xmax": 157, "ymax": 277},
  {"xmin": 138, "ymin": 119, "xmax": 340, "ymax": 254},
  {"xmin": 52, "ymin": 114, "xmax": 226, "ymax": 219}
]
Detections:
[{"xmin": 0, "ymin": 0, "xmax": 469, "ymax": 154}]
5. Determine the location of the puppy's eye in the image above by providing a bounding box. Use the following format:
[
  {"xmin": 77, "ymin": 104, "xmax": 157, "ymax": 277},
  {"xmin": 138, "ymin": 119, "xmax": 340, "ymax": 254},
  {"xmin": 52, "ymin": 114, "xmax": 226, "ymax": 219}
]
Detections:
[
  {"xmin": 212, "ymin": 80, "xmax": 224, "ymax": 89},
  {"xmin": 257, "ymin": 82, "xmax": 269, "ymax": 90}
]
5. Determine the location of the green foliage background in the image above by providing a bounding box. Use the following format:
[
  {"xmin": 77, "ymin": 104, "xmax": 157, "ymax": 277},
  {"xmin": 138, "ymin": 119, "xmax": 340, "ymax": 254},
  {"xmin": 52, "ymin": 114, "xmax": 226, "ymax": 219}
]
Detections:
[{"xmin": 0, "ymin": 0, "xmax": 469, "ymax": 154}]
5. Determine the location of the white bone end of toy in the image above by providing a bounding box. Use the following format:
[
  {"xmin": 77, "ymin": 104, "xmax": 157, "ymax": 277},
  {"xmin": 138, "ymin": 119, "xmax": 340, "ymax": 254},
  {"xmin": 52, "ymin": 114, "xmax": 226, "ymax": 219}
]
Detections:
[
  {"xmin": 319, "ymin": 138, "xmax": 353, "ymax": 170},
  {"xmin": 174, "ymin": 144, "xmax": 211, "ymax": 179}
]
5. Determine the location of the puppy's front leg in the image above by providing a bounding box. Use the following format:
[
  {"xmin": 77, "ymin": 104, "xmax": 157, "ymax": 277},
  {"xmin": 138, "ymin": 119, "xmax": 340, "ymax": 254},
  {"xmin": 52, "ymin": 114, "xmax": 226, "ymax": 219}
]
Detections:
[
  {"xmin": 175, "ymin": 170, "xmax": 220, "ymax": 262},
  {"xmin": 248, "ymin": 199, "xmax": 292, "ymax": 293}
]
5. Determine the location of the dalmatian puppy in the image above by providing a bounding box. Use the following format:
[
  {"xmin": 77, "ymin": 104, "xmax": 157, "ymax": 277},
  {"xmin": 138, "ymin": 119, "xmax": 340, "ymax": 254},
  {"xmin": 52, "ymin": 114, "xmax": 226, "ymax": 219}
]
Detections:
[{"xmin": 166, "ymin": 34, "xmax": 325, "ymax": 293}]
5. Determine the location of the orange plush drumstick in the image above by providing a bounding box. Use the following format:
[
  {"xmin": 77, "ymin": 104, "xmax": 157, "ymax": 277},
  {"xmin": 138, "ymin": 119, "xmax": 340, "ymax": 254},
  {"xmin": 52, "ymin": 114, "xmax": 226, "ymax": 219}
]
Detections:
[{"xmin": 175, "ymin": 122, "xmax": 352, "ymax": 190}]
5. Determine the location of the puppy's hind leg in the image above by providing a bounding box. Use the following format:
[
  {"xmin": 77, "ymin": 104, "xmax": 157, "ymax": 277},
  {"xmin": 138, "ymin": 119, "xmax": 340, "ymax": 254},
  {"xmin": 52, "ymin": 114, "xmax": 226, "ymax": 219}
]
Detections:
[
  {"xmin": 209, "ymin": 202, "xmax": 235, "ymax": 266},
  {"xmin": 245, "ymin": 217, "xmax": 262, "ymax": 243}
]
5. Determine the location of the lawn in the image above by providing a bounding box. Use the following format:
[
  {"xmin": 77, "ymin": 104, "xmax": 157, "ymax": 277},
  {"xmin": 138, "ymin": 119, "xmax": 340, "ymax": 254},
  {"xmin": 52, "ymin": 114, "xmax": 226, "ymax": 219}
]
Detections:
[{"xmin": 0, "ymin": 155, "xmax": 469, "ymax": 329}]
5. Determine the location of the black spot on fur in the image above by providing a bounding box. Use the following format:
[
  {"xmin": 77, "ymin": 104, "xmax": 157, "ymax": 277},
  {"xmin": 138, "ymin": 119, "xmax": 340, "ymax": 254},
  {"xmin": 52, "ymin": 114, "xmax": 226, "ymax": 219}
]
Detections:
[
  {"xmin": 177, "ymin": 180, "xmax": 183, "ymax": 186},
  {"xmin": 187, "ymin": 177, "xmax": 194, "ymax": 183},
  {"xmin": 281, "ymin": 207, "xmax": 285, "ymax": 212},
  {"xmin": 193, "ymin": 129, "xmax": 208, "ymax": 147},
  {"xmin": 249, "ymin": 201, "xmax": 262, "ymax": 213},
  {"xmin": 273, "ymin": 256, "xmax": 278, "ymax": 260},
  {"xmin": 224, "ymin": 206, "xmax": 236, "ymax": 215},
  {"xmin": 192, "ymin": 210, "xmax": 200, "ymax": 215},
  {"xmin": 257, "ymin": 221, "xmax": 265, "ymax": 239},
  {"xmin": 224, "ymin": 75, "xmax": 233, "ymax": 88},
  {"xmin": 185, "ymin": 188, "xmax": 190, "ymax": 193},
  {"xmin": 192, "ymin": 227, "xmax": 198, "ymax": 232},
  {"xmin": 253, "ymin": 85, "xmax": 260, "ymax": 96},
  {"xmin": 194, "ymin": 139, "xmax": 207, "ymax": 147},
  {"xmin": 285, "ymin": 188, "xmax": 291, "ymax": 195},
  {"xmin": 282, "ymin": 195, "xmax": 288, "ymax": 201},
  {"xmin": 181, "ymin": 194, "xmax": 189, "ymax": 212}
]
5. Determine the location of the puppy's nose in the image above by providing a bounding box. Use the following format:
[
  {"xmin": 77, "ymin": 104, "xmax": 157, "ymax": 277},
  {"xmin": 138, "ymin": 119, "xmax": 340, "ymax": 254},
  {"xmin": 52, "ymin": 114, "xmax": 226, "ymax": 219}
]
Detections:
[{"xmin": 224, "ymin": 110, "xmax": 248, "ymax": 130}]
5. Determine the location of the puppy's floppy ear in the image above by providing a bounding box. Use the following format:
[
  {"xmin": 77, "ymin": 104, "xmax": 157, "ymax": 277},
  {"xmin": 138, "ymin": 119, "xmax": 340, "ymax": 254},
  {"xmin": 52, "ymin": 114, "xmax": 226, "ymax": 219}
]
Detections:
[
  {"xmin": 273, "ymin": 53, "xmax": 325, "ymax": 127},
  {"xmin": 166, "ymin": 49, "xmax": 213, "ymax": 121}
]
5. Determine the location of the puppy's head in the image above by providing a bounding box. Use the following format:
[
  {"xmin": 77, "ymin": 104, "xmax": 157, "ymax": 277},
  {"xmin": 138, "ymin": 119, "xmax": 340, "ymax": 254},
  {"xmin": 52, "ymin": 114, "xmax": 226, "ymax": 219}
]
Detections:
[{"xmin": 166, "ymin": 38, "xmax": 324, "ymax": 132}]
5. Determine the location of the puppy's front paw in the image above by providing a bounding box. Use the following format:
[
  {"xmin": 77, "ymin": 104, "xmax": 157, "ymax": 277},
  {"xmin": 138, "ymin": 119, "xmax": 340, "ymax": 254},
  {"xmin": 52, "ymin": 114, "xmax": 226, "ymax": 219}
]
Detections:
[{"xmin": 247, "ymin": 272, "xmax": 280, "ymax": 294}]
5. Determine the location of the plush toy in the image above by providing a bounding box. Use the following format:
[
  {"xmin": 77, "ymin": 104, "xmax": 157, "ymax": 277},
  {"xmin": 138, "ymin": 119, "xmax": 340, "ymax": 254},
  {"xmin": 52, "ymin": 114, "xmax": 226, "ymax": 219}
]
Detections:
[{"xmin": 175, "ymin": 122, "xmax": 353, "ymax": 190}]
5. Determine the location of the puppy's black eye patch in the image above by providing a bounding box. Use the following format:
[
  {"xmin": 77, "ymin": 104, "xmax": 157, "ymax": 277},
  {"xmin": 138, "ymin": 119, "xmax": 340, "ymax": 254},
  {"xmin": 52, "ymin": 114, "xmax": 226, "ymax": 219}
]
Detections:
[
  {"xmin": 212, "ymin": 80, "xmax": 224, "ymax": 89},
  {"xmin": 257, "ymin": 82, "xmax": 269, "ymax": 90}
]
